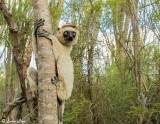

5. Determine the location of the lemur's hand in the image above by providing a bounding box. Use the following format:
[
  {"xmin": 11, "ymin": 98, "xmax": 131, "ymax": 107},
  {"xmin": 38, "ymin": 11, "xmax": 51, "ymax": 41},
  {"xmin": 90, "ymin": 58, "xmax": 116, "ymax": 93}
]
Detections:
[
  {"xmin": 38, "ymin": 29, "xmax": 54, "ymax": 40},
  {"xmin": 34, "ymin": 19, "xmax": 45, "ymax": 33}
]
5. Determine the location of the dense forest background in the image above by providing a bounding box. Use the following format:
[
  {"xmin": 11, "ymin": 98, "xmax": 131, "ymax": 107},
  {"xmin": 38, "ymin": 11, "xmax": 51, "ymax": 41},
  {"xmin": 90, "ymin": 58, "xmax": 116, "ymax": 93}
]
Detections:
[{"xmin": 0, "ymin": 0, "xmax": 160, "ymax": 123}]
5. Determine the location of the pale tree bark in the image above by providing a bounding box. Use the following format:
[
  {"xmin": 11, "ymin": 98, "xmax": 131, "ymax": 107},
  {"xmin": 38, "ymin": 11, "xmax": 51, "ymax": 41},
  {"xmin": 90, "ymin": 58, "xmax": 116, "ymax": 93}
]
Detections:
[{"xmin": 32, "ymin": 0, "xmax": 58, "ymax": 123}]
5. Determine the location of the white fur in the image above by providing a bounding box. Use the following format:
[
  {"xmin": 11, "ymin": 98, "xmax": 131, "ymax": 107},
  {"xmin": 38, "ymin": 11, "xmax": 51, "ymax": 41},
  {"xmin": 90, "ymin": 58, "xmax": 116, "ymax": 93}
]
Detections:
[
  {"xmin": 32, "ymin": 25, "xmax": 78, "ymax": 101},
  {"xmin": 51, "ymin": 35, "xmax": 74, "ymax": 101}
]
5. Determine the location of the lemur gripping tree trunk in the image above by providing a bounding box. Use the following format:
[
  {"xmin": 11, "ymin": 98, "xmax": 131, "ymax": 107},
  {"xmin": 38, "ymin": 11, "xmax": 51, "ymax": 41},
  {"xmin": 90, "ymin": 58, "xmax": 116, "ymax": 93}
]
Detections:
[
  {"xmin": 32, "ymin": 20, "xmax": 79, "ymax": 123},
  {"xmin": 31, "ymin": 1, "xmax": 78, "ymax": 123}
]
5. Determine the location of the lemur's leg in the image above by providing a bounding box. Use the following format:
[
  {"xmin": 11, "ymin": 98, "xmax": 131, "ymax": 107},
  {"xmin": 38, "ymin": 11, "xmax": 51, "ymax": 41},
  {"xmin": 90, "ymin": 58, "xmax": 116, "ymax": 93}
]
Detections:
[
  {"xmin": 51, "ymin": 77, "xmax": 67, "ymax": 101},
  {"xmin": 51, "ymin": 76, "xmax": 59, "ymax": 86}
]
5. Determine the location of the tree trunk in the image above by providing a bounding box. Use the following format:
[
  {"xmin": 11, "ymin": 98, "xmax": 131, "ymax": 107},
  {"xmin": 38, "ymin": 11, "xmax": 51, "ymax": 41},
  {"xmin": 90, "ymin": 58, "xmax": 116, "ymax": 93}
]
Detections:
[
  {"xmin": 128, "ymin": 0, "xmax": 141, "ymax": 98},
  {"xmin": 32, "ymin": 0, "xmax": 58, "ymax": 123},
  {"xmin": 128, "ymin": 0, "xmax": 143, "ymax": 123},
  {"xmin": 112, "ymin": 4, "xmax": 126, "ymax": 60},
  {"xmin": 111, "ymin": 2, "xmax": 130, "ymax": 83},
  {"xmin": 83, "ymin": 1, "xmax": 103, "ymax": 123}
]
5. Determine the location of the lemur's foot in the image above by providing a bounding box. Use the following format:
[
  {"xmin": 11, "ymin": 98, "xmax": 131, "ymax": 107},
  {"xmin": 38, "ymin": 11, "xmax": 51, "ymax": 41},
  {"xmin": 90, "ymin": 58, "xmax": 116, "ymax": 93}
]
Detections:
[
  {"xmin": 34, "ymin": 19, "xmax": 45, "ymax": 32},
  {"xmin": 51, "ymin": 76, "xmax": 59, "ymax": 85}
]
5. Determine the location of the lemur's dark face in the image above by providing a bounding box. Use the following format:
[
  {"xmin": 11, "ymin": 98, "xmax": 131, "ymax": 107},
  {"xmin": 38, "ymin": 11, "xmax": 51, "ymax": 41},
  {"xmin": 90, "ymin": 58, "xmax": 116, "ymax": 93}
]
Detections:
[
  {"xmin": 57, "ymin": 25, "xmax": 79, "ymax": 46},
  {"xmin": 63, "ymin": 30, "xmax": 76, "ymax": 42}
]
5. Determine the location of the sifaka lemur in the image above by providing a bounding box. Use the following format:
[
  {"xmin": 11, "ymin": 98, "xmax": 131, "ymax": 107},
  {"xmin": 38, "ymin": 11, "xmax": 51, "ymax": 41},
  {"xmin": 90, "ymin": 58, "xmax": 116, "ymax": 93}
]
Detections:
[
  {"xmin": 33, "ymin": 19, "xmax": 78, "ymax": 102},
  {"xmin": 27, "ymin": 19, "xmax": 79, "ymax": 123}
]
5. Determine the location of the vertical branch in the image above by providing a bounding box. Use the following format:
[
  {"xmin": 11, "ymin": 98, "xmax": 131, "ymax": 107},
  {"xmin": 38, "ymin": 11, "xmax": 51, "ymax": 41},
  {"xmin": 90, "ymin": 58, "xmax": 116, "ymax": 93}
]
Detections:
[
  {"xmin": 84, "ymin": 1, "xmax": 103, "ymax": 123},
  {"xmin": 128, "ymin": 0, "xmax": 141, "ymax": 96}
]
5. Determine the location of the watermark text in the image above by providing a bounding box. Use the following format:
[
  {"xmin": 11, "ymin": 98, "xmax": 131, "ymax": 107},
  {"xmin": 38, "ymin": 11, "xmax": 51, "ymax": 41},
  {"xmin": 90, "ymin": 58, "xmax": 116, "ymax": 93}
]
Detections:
[{"xmin": 1, "ymin": 119, "xmax": 25, "ymax": 124}]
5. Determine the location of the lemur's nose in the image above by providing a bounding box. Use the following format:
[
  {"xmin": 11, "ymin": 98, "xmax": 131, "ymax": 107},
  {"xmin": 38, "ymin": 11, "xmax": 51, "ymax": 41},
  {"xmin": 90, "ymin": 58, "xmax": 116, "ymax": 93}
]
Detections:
[
  {"xmin": 68, "ymin": 36, "xmax": 73, "ymax": 41},
  {"xmin": 68, "ymin": 32, "xmax": 74, "ymax": 41}
]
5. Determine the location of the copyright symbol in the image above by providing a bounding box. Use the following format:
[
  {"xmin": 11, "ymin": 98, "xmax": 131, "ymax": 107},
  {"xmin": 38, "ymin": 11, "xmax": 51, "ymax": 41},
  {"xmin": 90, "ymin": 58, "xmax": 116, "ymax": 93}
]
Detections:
[{"xmin": 1, "ymin": 119, "xmax": 5, "ymax": 123}]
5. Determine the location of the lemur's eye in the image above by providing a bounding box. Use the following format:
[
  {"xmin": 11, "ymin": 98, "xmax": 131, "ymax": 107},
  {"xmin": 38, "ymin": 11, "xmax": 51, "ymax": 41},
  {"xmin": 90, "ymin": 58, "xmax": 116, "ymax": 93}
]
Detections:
[
  {"xmin": 64, "ymin": 31, "xmax": 68, "ymax": 36},
  {"xmin": 72, "ymin": 32, "xmax": 76, "ymax": 37}
]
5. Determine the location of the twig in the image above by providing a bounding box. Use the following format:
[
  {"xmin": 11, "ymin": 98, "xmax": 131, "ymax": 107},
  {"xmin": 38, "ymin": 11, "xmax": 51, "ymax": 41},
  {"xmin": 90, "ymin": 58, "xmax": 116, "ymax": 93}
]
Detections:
[{"xmin": 1, "ymin": 97, "xmax": 26, "ymax": 120}]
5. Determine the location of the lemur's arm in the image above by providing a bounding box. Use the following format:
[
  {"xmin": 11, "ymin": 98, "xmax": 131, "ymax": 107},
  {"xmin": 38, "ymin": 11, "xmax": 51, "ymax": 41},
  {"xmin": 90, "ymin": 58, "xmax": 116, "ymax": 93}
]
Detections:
[
  {"xmin": 37, "ymin": 29, "xmax": 55, "ymax": 41},
  {"xmin": 32, "ymin": 19, "xmax": 45, "ymax": 55},
  {"xmin": 34, "ymin": 19, "xmax": 45, "ymax": 40},
  {"xmin": 33, "ymin": 19, "xmax": 55, "ymax": 41}
]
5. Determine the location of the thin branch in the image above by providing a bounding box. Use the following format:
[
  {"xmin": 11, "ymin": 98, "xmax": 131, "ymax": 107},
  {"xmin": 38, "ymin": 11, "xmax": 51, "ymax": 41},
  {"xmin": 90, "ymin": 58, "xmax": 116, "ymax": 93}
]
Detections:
[{"xmin": 1, "ymin": 97, "xmax": 26, "ymax": 120}]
